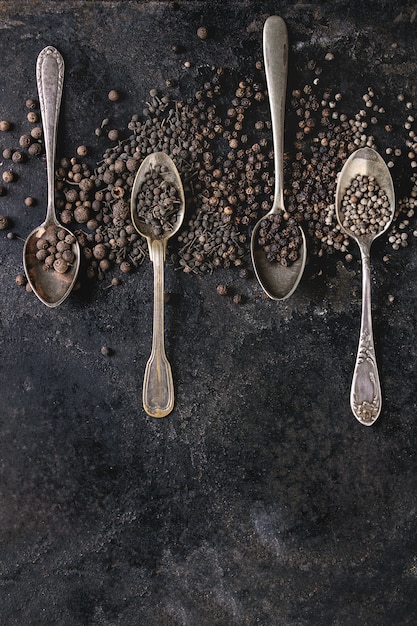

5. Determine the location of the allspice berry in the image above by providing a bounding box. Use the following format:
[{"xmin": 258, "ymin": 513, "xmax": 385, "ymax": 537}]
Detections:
[
  {"xmin": 15, "ymin": 274, "xmax": 27, "ymax": 286},
  {"xmin": 53, "ymin": 258, "xmax": 69, "ymax": 274},
  {"xmin": 19, "ymin": 134, "xmax": 32, "ymax": 148},
  {"xmin": 108, "ymin": 89, "xmax": 120, "ymax": 102},
  {"xmin": 0, "ymin": 215, "xmax": 10, "ymax": 230},
  {"xmin": 107, "ymin": 129, "xmax": 119, "ymax": 141},
  {"xmin": 27, "ymin": 111, "xmax": 38, "ymax": 123},
  {"xmin": 120, "ymin": 261, "xmax": 132, "ymax": 273},
  {"xmin": 76, "ymin": 145, "xmax": 88, "ymax": 157},
  {"xmin": 30, "ymin": 126, "xmax": 42, "ymax": 139},
  {"xmin": 12, "ymin": 151, "xmax": 25, "ymax": 163},
  {"xmin": 2, "ymin": 171, "xmax": 14, "ymax": 183},
  {"xmin": 93, "ymin": 243, "xmax": 108, "ymax": 260},
  {"xmin": 73, "ymin": 204, "xmax": 90, "ymax": 223},
  {"xmin": 197, "ymin": 26, "xmax": 208, "ymax": 40}
]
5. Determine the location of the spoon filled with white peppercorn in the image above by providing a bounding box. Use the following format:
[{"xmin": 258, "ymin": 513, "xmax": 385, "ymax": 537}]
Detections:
[
  {"xmin": 131, "ymin": 151, "xmax": 185, "ymax": 418},
  {"xmin": 251, "ymin": 15, "xmax": 306, "ymax": 300},
  {"xmin": 335, "ymin": 147, "xmax": 395, "ymax": 426},
  {"xmin": 23, "ymin": 46, "xmax": 80, "ymax": 307}
]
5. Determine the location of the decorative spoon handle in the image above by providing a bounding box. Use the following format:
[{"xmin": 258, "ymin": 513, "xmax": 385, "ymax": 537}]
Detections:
[
  {"xmin": 351, "ymin": 243, "xmax": 382, "ymax": 425},
  {"xmin": 142, "ymin": 238, "xmax": 174, "ymax": 418},
  {"xmin": 263, "ymin": 15, "xmax": 288, "ymax": 210},
  {"xmin": 36, "ymin": 46, "xmax": 64, "ymax": 221}
]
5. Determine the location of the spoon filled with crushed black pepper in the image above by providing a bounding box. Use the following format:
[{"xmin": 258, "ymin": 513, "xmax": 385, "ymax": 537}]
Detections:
[
  {"xmin": 336, "ymin": 147, "xmax": 395, "ymax": 426},
  {"xmin": 251, "ymin": 16, "xmax": 306, "ymax": 300},
  {"xmin": 131, "ymin": 152, "xmax": 185, "ymax": 418},
  {"xmin": 23, "ymin": 46, "xmax": 80, "ymax": 307}
]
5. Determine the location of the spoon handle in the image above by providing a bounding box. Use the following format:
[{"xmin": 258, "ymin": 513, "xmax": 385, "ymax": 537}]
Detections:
[
  {"xmin": 142, "ymin": 238, "xmax": 174, "ymax": 418},
  {"xmin": 36, "ymin": 46, "xmax": 64, "ymax": 221},
  {"xmin": 351, "ymin": 244, "xmax": 382, "ymax": 425},
  {"xmin": 263, "ymin": 15, "xmax": 288, "ymax": 210}
]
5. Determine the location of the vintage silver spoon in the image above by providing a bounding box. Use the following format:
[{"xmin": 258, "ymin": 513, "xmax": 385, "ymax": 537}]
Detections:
[
  {"xmin": 23, "ymin": 46, "xmax": 80, "ymax": 307},
  {"xmin": 335, "ymin": 147, "xmax": 395, "ymax": 425},
  {"xmin": 251, "ymin": 15, "xmax": 306, "ymax": 300},
  {"xmin": 131, "ymin": 151, "xmax": 185, "ymax": 418}
]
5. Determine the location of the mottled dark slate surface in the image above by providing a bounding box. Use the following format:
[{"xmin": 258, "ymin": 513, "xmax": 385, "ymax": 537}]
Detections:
[{"xmin": 1, "ymin": 1, "xmax": 417, "ymax": 624}]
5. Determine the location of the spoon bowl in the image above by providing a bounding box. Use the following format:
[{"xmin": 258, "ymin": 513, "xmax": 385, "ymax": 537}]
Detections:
[
  {"xmin": 131, "ymin": 151, "xmax": 185, "ymax": 418},
  {"xmin": 251, "ymin": 15, "xmax": 306, "ymax": 300},
  {"xmin": 335, "ymin": 147, "xmax": 395, "ymax": 425},
  {"xmin": 23, "ymin": 46, "xmax": 80, "ymax": 307}
]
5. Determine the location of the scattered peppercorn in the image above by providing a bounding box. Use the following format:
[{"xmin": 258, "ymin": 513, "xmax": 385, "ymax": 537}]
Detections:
[
  {"xmin": 15, "ymin": 273, "xmax": 27, "ymax": 286},
  {"xmin": 0, "ymin": 215, "xmax": 10, "ymax": 230},
  {"xmin": 76, "ymin": 145, "xmax": 88, "ymax": 157},
  {"xmin": 2, "ymin": 171, "xmax": 14, "ymax": 183},
  {"xmin": 197, "ymin": 26, "xmax": 208, "ymax": 40},
  {"xmin": 26, "ymin": 111, "xmax": 38, "ymax": 123},
  {"xmin": 0, "ymin": 120, "xmax": 11, "ymax": 131},
  {"xmin": 107, "ymin": 129, "xmax": 119, "ymax": 141},
  {"xmin": 108, "ymin": 89, "xmax": 120, "ymax": 102},
  {"xmin": 216, "ymin": 283, "xmax": 228, "ymax": 296}
]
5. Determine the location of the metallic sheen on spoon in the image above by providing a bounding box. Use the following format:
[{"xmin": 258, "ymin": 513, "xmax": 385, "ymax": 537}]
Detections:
[
  {"xmin": 335, "ymin": 147, "xmax": 395, "ymax": 425},
  {"xmin": 23, "ymin": 46, "xmax": 80, "ymax": 307},
  {"xmin": 251, "ymin": 15, "xmax": 306, "ymax": 300},
  {"xmin": 131, "ymin": 152, "xmax": 185, "ymax": 418}
]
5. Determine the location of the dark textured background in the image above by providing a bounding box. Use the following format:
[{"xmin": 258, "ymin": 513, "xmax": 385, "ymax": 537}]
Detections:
[{"xmin": 1, "ymin": 1, "xmax": 417, "ymax": 624}]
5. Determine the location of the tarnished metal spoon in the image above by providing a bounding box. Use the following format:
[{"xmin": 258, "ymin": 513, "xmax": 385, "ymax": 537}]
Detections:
[
  {"xmin": 23, "ymin": 46, "xmax": 80, "ymax": 307},
  {"xmin": 335, "ymin": 147, "xmax": 395, "ymax": 425},
  {"xmin": 131, "ymin": 152, "xmax": 185, "ymax": 418},
  {"xmin": 251, "ymin": 15, "xmax": 306, "ymax": 300}
]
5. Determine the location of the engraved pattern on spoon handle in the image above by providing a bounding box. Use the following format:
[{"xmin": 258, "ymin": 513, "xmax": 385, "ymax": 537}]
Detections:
[
  {"xmin": 350, "ymin": 244, "xmax": 382, "ymax": 425},
  {"xmin": 263, "ymin": 15, "xmax": 288, "ymax": 210},
  {"xmin": 36, "ymin": 46, "xmax": 64, "ymax": 219}
]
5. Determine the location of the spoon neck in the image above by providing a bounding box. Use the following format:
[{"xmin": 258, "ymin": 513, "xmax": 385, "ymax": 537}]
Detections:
[{"xmin": 149, "ymin": 237, "xmax": 167, "ymax": 264}]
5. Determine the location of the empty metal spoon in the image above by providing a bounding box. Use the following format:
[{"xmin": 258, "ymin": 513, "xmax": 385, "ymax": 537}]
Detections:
[
  {"xmin": 335, "ymin": 147, "xmax": 395, "ymax": 425},
  {"xmin": 23, "ymin": 46, "xmax": 80, "ymax": 307},
  {"xmin": 251, "ymin": 15, "xmax": 306, "ymax": 300},
  {"xmin": 130, "ymin": 152, "xmax": 185, "ymax": 418}
]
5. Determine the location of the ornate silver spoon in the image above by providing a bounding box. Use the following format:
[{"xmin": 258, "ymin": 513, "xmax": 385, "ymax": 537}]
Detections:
[
  {"xmin": 23, "ymin": 46, "xmax": 80, "ymax": 307},
  {"xmin": 335, "ymin": 147, "xmax": 395, "ymax": 425}
]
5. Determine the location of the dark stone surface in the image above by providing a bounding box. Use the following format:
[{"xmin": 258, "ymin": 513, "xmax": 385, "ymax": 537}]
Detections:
[{"xmin": 1, "ymin": 1, "xmax": 417, "ymax": 624}]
